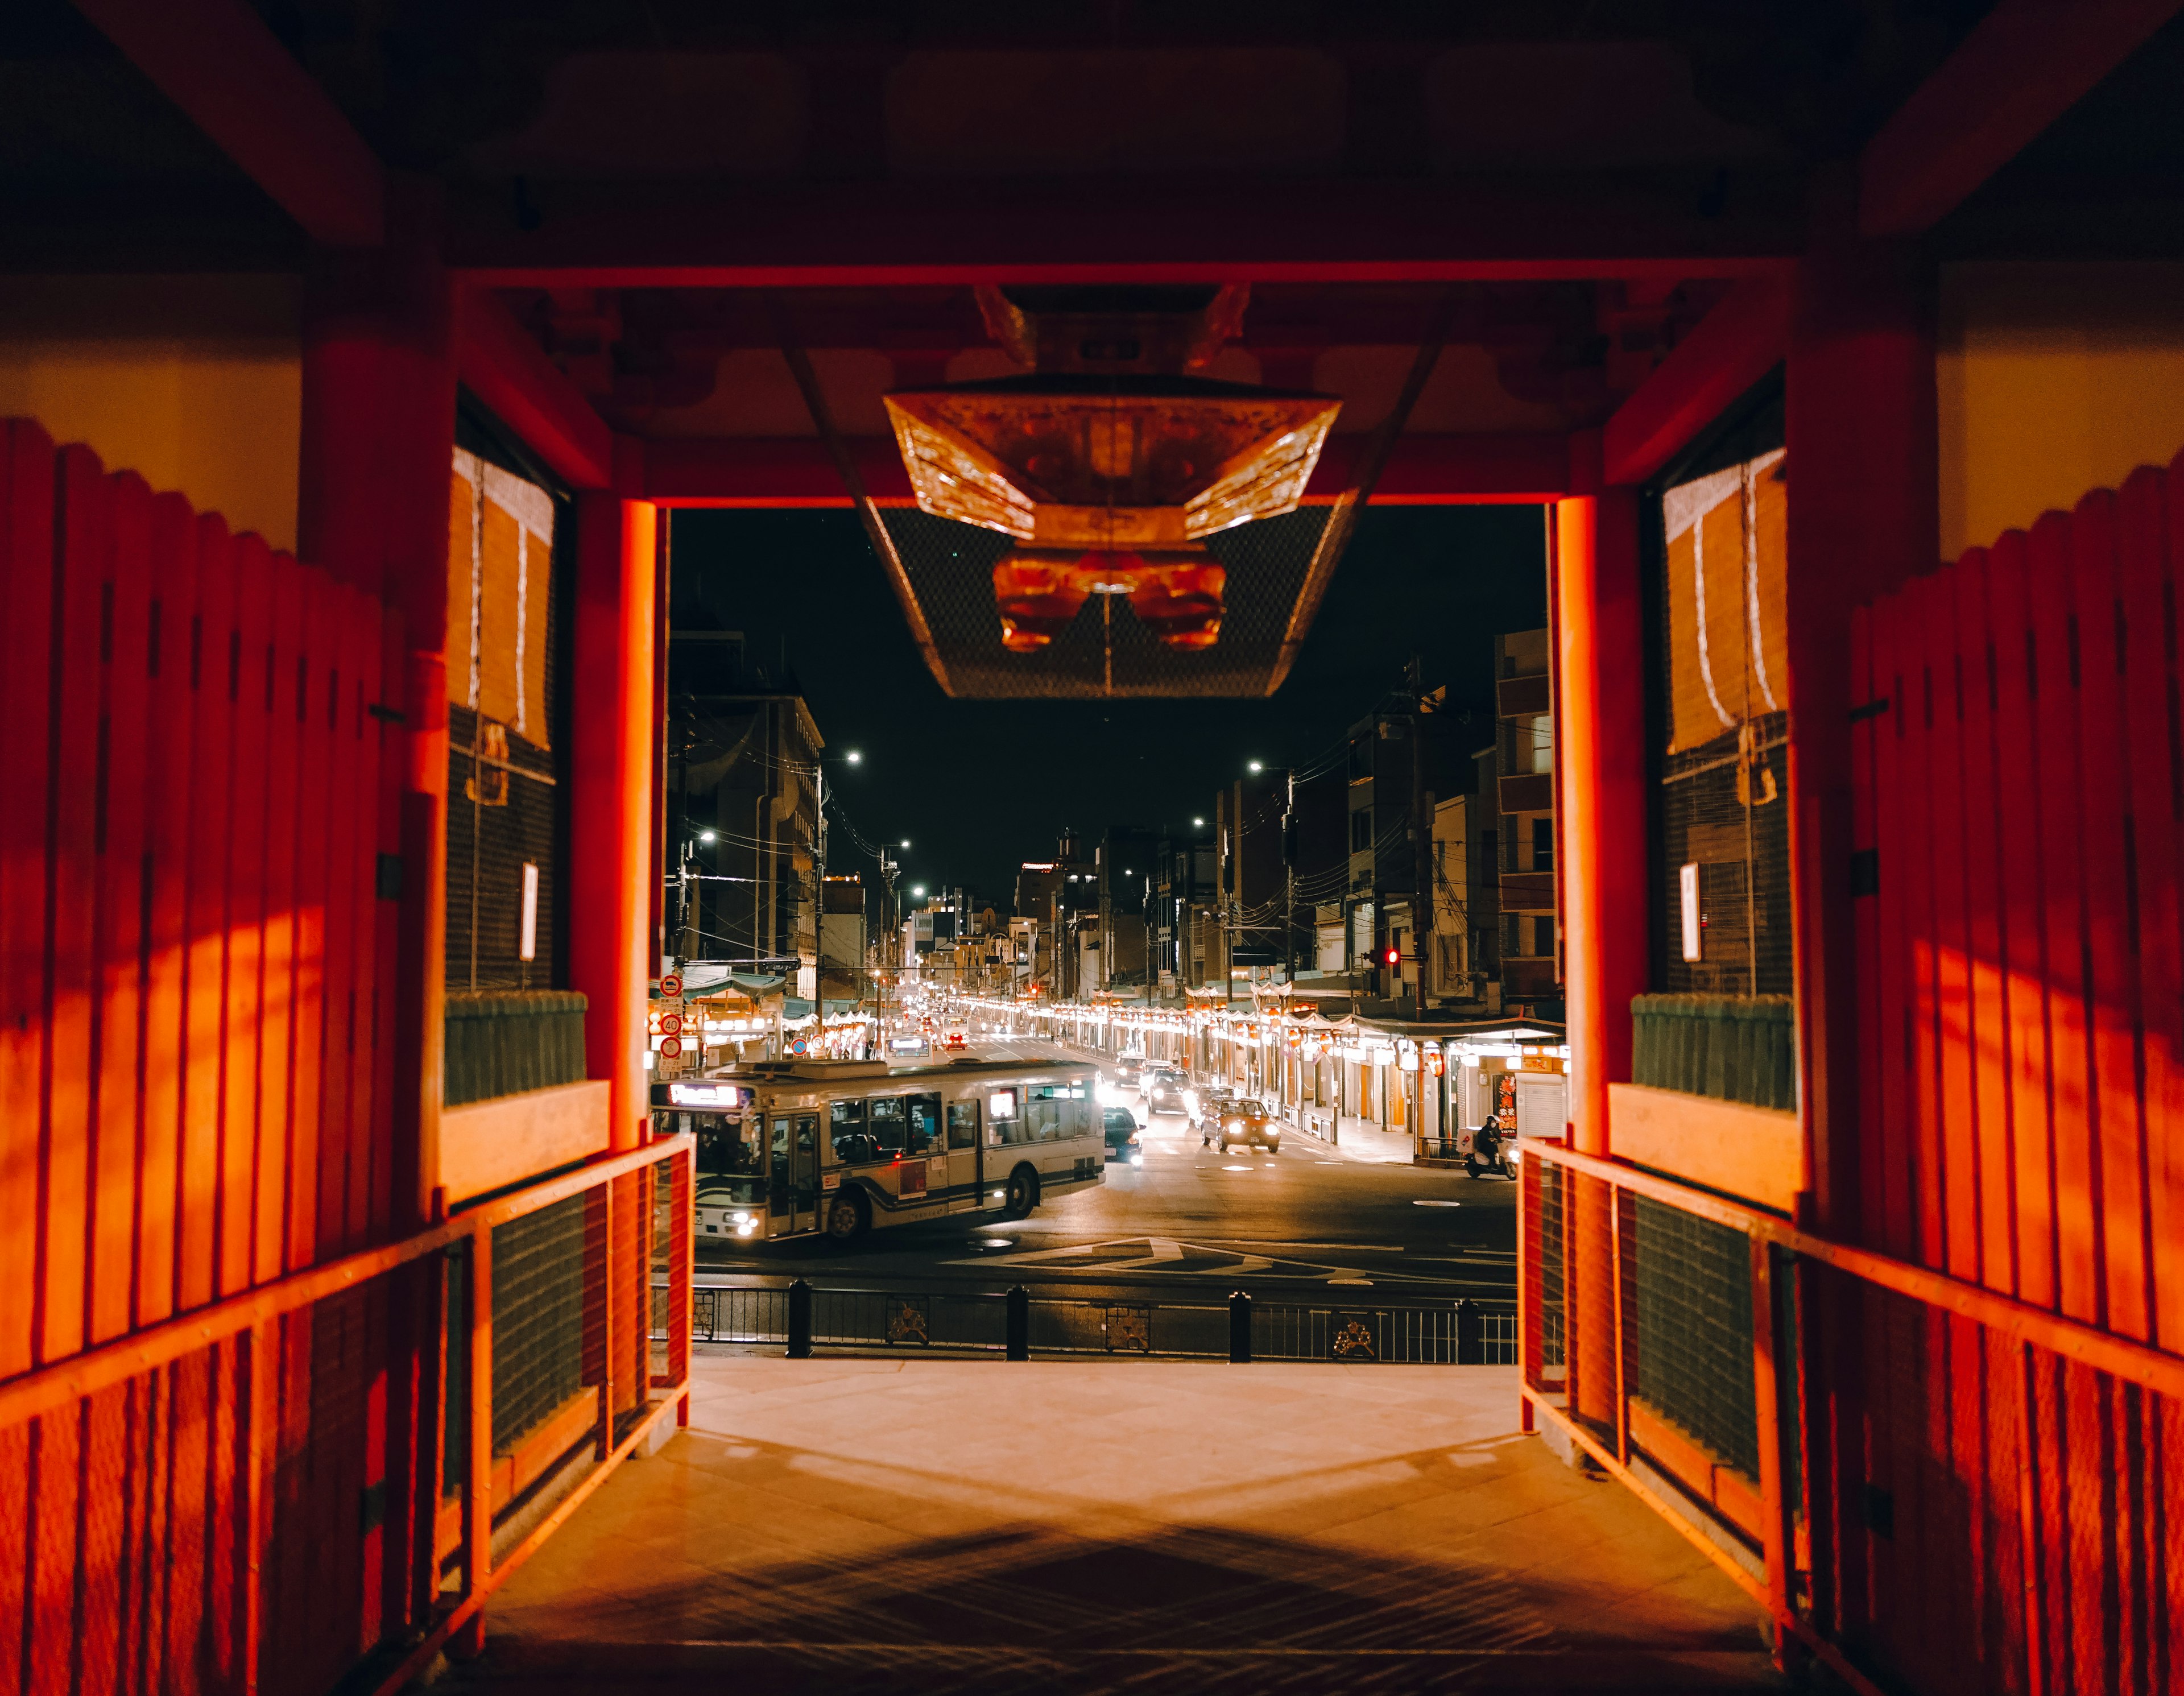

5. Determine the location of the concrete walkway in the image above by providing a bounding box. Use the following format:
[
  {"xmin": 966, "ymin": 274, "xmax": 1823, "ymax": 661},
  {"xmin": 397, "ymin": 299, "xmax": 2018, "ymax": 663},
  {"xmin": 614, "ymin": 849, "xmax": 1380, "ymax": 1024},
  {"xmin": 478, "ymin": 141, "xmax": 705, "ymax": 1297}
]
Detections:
[{"xmin": 444, "ymin": 1357, "xmax": 1780, "ymax": 1695}]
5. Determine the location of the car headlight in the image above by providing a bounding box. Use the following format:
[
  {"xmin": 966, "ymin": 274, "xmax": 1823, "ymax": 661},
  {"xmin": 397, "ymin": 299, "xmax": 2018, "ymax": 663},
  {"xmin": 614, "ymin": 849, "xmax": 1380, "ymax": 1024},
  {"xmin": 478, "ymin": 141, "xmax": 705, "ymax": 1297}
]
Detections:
[
  {"xmin": 1130, "ymin": 1154, "xmax": 1144, "ymax": 1167},
  {"xmin": 730, "ymin": 1211, "xmax": 750, "ymax": 1225}
]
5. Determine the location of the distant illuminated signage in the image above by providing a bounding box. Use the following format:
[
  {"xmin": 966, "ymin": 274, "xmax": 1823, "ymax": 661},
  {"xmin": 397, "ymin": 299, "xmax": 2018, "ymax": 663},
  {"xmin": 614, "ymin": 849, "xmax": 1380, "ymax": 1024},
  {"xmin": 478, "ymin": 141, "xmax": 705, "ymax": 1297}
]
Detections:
[
  {"xmin": 890, "ymin": 1037, "xmax": 926, "ymax": 1053},
  {"xmin": 988, "ymin": 1090, "xmax": 1017, "ymax": 1119},
  {"xmin": 669, "ymin": 1083, "xmax": 744, "ymax": 1108}
]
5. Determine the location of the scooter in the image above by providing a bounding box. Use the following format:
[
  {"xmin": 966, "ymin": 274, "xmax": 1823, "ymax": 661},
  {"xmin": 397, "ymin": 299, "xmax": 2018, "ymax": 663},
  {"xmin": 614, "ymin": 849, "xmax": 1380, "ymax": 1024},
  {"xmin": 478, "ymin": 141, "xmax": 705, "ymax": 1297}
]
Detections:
[{"xmin": 1453, "ymin": 1122, "xmax": 1517, "ymax": 1180}]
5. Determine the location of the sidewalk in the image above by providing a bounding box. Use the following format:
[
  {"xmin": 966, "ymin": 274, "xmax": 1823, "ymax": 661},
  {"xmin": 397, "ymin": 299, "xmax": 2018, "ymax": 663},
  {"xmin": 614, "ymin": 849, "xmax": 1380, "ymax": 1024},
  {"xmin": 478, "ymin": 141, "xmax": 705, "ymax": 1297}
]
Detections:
[
  {"xmin": 1286, "ymin": 1108, "xmax": 1419, "ymax": 1165},
  {"xmin": 445, "ymin": 1358, "xmax": 1779, "ymax": 1695}
]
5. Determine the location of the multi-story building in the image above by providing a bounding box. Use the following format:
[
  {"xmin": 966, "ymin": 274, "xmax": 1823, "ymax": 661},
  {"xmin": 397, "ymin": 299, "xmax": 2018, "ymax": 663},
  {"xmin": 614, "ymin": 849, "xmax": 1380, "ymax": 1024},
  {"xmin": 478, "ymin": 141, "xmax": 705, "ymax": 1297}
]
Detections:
[
  {"xmin": 1093, "ymin": 826, "xmax": 1159, "ymax": 991},
  {"xmin": 818, "ymin": 873, "xmax": 866, "ymax": 1002},
  {"xmin": 1014, "ymin": 830, "xmax": 1094, "ymax": 996},
  {"xmin": 1495, "ymin": 627, "xmax": 1561, "ymax": 1016},
  {"xmin": 1215, "ymin": 771, "xmax": 1287, "ymax": 982},
  {"xmin": 1342, "ymin": 706, "xmax": 1469, "ymax": 1007},
  {"xmin": 667, "ymin": 630, "xmax": 824, "ymax": 996},
  {"xmin": 1149, "ymin": 824, "xmax": 1218, "ymax": 992},
  {"xmin": 1430, "ymin": 747, "xmax": 1502, "ymax": 1009}
]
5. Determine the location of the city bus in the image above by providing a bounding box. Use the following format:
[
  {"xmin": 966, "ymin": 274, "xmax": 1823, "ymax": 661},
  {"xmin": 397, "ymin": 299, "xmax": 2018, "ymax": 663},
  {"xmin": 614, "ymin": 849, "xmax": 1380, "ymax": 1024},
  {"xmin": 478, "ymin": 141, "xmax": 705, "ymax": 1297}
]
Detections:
[{"xmin": 650, "ymin": 1054, "xmax": 1102, "ymax": 1245}]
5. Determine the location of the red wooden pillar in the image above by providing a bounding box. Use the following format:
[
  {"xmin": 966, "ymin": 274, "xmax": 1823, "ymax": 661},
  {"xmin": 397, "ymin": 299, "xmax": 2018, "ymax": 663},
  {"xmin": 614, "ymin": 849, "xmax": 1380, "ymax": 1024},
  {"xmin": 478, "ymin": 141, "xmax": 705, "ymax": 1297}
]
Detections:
[
  {"xmin": 1554, "ymin": 438, "xmax": 1649, "ymax": 1437},
  {"xmin": 568, "ymin": 487, "xmax": 659, "ymax": 1153},
  {"xmin": 296, "ymin": 181, "xmax": 457, "ymax": 1647},
  {"xmin": 1782, "ymin": 189, "xmax": 1937, "ymax": 1640}
]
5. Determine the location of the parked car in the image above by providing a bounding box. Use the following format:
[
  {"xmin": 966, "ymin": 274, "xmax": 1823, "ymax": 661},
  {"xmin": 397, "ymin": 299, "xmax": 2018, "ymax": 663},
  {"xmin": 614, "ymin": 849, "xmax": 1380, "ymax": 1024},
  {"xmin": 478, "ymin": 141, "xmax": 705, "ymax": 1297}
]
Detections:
[
  {"xmin": 1142, "ymin": 1065, "xmax": 1190, "ymax": 1114},
  {"xmin": 1213, "ymin": 1099, "xmax": 1281, "ymax": 1155},
  {"xmin": 1102, "ymin": 1106, "xmax": 1144, "ymax": 1166}
]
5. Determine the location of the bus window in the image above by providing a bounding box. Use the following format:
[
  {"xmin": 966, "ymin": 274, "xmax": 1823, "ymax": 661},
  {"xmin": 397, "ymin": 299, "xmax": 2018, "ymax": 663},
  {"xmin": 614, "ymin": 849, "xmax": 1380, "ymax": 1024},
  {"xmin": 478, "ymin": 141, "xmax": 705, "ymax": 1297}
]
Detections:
[
  {"xmin": 1025, "ymin": 1085, "xmax": 1065, "ymax": 1141},
  {"xmin": 830, "ymin": 1099, "xmax": 873, "ymax": 1164},
  {"xmin": 986, "ymin": 1087, "xmax": 1021, "ymax": 1146},
  {"xmin": 946, "ymin": 1100, "xmax": 978, "ymax": 1151},
  {"xmin": 693, "ymin": 1115, "xmax": 765, "ymax": 1205},
  {"xmin": 904, "ymin": 1093, "xmax": 942, "ymax": 1156},
  {"xmin": 870, "ymin": 1096, "xmax": 907, "ymax": 1157},
  {"xmin": 768, "ymin": 1117, "xmax": 792, "ymax": 1213}
]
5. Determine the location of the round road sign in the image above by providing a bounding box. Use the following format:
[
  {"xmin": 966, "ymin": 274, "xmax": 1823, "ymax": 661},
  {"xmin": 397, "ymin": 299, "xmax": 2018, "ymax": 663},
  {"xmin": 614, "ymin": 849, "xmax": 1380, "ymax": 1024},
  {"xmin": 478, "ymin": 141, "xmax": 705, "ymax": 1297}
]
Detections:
[
  {"xmin": 659, "ymin": 1012, "xmax": 684, "ymax": 1037},
  {"xmin": 659, "ymin": 973, "xmax": 683, "ymax": 998},
  {"xmin": 659, "ymin": 1036, "xmax": 683, "ymax": 1059}
]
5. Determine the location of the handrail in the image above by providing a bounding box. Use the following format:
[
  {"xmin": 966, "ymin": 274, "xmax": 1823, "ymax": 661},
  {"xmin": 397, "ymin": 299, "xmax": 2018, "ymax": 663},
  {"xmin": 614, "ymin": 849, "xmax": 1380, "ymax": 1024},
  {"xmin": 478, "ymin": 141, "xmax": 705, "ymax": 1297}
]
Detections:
[
  {"xmin": 0, "ymin": 1134, "xmax": 693, "ymax": 1431},
  {"xmin": 1525, "ymin": 1137, "xmax": 2184, "ymax": 1403}
]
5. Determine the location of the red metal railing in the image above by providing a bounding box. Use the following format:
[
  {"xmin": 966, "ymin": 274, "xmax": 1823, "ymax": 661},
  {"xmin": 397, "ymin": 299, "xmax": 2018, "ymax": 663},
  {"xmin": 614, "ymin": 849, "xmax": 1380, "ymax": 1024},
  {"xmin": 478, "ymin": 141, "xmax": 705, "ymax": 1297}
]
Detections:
[
  {"xmin": 1519, "ymin": 1136, "xmax": 2183, "ymax": 1696},
  {"xmin": 0, "ymin": 1134, "xmax": 691, "ymax": 1694}
]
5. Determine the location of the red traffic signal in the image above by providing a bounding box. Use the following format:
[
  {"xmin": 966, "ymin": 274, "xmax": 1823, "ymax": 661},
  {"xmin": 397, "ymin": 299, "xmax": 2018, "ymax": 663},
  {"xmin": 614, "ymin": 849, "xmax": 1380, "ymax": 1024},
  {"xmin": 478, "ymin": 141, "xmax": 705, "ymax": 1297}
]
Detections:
[{"xmin": 1381, "ymin": 946, "xmax": 1400, "ymax": 966}]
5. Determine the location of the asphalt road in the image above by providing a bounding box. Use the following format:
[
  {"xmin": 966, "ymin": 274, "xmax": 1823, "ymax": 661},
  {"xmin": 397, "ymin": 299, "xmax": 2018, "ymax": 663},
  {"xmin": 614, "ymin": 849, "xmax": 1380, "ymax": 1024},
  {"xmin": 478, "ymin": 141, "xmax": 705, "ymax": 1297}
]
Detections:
[{"xmin": 694, "ymin": 1084, "xmax": 1519, "ymax": 1305}]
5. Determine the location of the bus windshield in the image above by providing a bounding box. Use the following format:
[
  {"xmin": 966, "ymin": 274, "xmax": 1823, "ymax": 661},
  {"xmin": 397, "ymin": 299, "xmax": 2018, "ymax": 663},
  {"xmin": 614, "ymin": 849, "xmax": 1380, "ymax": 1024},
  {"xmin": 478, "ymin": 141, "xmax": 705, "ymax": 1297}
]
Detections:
[{"xmin": 664, "ymin": 1110, "xmax": 764, "ymax": 1205}]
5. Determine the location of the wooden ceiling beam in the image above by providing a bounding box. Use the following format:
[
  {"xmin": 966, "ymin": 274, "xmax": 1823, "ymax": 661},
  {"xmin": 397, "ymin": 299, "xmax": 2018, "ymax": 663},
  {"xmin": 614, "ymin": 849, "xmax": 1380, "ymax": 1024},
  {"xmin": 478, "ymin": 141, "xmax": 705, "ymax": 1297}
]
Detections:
[
  {"xmin": 1602, "ymin": 275, "xmax": 1792, "ymax": 487},
  {"xmin": 72, "ymin": 0, "xmax": 386, "ymax": 247},
  {"xmin": 448, "ymin": 178, "xmax": 1801, "ymax": 289},
  {"xmin": 1859, "ymin": 0, "xmax": 2184, "ymax": 238},
  {"xmin": 455, "ymin": 288, "xmax": 618, "ymax": 491}
]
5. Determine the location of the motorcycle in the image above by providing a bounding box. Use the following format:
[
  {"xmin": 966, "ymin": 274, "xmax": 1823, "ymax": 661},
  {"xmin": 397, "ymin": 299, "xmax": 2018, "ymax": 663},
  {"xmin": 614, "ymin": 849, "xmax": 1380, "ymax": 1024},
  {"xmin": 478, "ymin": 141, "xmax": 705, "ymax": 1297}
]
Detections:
[{"xmin": 1454, "ymin": 1120, "xmax": 1517, "ymax": 1180}]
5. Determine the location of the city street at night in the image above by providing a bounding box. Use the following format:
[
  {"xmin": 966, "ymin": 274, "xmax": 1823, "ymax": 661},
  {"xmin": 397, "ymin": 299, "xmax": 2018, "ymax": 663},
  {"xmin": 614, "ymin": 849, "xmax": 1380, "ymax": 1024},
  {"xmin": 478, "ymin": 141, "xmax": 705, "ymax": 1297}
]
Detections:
[{"xmin": 697, "ymin": 1083, "xmax": 1517, "ymax": 1308}]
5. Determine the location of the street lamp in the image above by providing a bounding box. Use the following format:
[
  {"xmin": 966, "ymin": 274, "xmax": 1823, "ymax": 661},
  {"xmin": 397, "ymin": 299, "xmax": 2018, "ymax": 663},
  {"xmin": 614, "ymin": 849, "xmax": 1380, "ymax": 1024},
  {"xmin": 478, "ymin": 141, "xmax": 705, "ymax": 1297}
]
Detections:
[
  {"xmin": 699, "ymin": 830, "xmax": 716, "ymax": 843},
  {"xmin": 845, "ymin": 750, "xmax": 862, "ymax": 764},
  {"xmin": 1247, "ymin": 760, "xmax": 1263, "ymax": 773},
  {"xmin": 911, "ymin": 884, "xmax": 926, "ymax": 899},
  {"xmin": 901, "ymin": 838, "xmax": 912, "ymax": 849}
]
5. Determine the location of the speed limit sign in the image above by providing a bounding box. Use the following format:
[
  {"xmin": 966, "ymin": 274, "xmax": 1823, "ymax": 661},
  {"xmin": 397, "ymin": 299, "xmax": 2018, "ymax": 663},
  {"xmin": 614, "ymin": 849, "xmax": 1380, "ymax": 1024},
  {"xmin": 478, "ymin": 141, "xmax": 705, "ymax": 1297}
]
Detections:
[
  {"xmin": 659, "ymin": 1036, "xmax": 683, "ymax": 1059},
  {"xmin": 659, "ymin": 973, "xmax": 682, "ymax": 998},
  {"xmin": 659, "ymin": 1012, "xmax": 684, "ymax": 1037}
]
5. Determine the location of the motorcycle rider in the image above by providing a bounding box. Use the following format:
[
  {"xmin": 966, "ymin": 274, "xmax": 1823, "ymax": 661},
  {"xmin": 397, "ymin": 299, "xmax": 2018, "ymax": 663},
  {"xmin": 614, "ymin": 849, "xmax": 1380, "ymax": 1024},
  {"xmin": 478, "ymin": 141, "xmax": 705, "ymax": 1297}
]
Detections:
[{"xmin": 1470, "ymin": 1112, "xmax": 1508, "ymax": 1178}]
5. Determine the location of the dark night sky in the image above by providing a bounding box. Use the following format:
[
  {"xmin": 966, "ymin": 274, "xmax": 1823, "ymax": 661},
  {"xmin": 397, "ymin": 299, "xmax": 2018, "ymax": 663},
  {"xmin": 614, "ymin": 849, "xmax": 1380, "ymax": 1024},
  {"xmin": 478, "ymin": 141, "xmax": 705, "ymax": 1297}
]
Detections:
[{"xmin": 669, "ymin": 505, "xmax": 1549, "ymax": 909}]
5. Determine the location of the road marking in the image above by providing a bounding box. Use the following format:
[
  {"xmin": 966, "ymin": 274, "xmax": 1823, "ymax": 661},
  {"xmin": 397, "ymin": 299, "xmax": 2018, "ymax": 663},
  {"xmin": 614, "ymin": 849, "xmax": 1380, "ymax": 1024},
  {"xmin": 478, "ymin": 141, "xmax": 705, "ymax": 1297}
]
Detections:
[
  {"xmin": 1221, "ymin": 1164, "xmax": 1252, "ymax": 1172},
  {"xmin": 1327, "ymin": 1277, "xmax": 1373, "ymax": 1287},
  {"xmin": 1412, "ymin": 1199, "xmax": 1463, "ymax": 1207}
]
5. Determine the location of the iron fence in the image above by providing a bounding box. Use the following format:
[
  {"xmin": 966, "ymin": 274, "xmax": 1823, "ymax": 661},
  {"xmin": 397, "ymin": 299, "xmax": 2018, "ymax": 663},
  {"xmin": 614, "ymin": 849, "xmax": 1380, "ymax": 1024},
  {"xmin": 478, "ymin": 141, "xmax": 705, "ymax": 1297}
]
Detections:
[{"xmin": 656, "ymin": 1282, "xmax": 1517, "ymax": 1364}]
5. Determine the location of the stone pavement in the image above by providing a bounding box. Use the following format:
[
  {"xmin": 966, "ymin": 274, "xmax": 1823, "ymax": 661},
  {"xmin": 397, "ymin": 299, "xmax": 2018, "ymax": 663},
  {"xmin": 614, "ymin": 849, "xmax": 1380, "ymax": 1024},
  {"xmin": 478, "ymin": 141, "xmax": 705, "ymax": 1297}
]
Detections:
[{"xmin": 441, "ymin": 1356, "xmax": 1782, "ymax": 1695}]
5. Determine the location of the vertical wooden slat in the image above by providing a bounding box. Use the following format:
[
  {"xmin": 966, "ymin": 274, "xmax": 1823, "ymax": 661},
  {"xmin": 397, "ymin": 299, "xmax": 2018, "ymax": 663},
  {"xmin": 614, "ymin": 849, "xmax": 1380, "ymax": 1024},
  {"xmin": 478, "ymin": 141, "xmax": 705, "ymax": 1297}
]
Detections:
[
  {"xmin": 178, "ymin": 516, "xmax": 238, "ymax": 1319},
  {"xmin": 1954, "ymin": 551, "xmax": 2014, "ymax": 1297},
  {"xmin": 138, "ymin": 491, "xmax": 199, "ymax": 1334},
  {"xmin": 254, "ymin": 555, "xmax": 303, "ymax": 1292},
  {"xmin": 2025, "ymin": 510, "xmax": 2098, "ymax": 1327},
  {"xmin": 287, "ymin": 569, "xmax": 337, "ymax": 1277},
  {"xmin": 92, "ymin": 472, "xmax": 154, "ymax": 1352},
  {"xmin": 368, "ymin": 604, "xmax": 406, "ymax": 1243},
  {"xmin": 1984, "ymin": 530, "xmax": 2054, "ymax": 1312},
  {"xmin": 46, "ymin": 445, "xmax": 110, "ymax": 1371},
  {"xmin": 1868, "ymin": 586, "xmax": 1916, "ymax": 1263},
  {"xmin": 316, "ymin": 587, "xmax": 362, "ymax": 1259},
  {"xmin": 1902, "ymin": 570, "xmax": 1949, "ymax": 1276},
  {"xmin": 2067, "ymin": 491, "xmax": 2146, "ymax": 1346},
  {"xmin": 220, "ymin": 535, "xmax": 274, "ymax": 1301},
  {"xmin": 0, "ymin": 421, "xmax": 58, "ymax": 1683},
  {"xmin": 2117, "ymin": 464, "xmax": 2184, "ymax": 1355},
  {"xmin": 1928, "ymin": 560, "xmax": 1981, "ymax": 1285}
]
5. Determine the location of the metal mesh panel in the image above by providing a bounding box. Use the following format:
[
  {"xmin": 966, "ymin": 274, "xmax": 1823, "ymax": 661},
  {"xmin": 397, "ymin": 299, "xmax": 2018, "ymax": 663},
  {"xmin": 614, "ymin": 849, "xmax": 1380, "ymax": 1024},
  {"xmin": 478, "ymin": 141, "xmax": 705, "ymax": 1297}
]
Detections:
[
  {"xmin": 879, "ymin": 506, "xmax": 1331, "ymax": 698},
  {"xmin": 1631, "ymin": 1196, "xmax": 1758, "ymax": 1480},
  {"xmin": 448, "ymin": 704, "xmax": 562, "ymax": 991},
  {"xmin": 1527, "ymin": 1157, "xmax": 1566, "ymax": 1381},
  {"xmin": 1654, "ymin": 719, "xmax": 1793, "ymax": 996},
  {"xmin": 491, "ymin": 1196, "xmax": 588, "ymax": 1454}
]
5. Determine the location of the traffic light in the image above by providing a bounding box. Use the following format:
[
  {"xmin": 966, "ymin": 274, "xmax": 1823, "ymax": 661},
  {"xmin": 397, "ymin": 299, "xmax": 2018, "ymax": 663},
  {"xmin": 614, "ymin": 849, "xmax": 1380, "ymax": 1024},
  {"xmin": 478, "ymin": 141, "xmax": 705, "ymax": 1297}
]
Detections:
[{"xmin": 1381, "ymin": 946, "xmax": 1400, "ymax": 967}]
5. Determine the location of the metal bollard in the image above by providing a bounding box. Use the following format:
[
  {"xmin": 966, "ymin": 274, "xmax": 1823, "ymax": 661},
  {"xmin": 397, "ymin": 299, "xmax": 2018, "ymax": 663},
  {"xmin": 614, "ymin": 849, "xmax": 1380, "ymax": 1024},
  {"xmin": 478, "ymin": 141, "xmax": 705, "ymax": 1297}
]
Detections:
[
  {"xmin": 1005, "ymin": 1285, "xmax": 1031, "ymax": 1359},
  {"xmin": 1228, "ymin": 1290, "xmax": 1253, "ymax": 1363},
  {"xmin": 787, "ymin": 1279, "xmax": 813, "ymax": 1359},
  {"xmin": 1455, "ymin": 1297, "xmax": 1483, "ymax": 1365}
]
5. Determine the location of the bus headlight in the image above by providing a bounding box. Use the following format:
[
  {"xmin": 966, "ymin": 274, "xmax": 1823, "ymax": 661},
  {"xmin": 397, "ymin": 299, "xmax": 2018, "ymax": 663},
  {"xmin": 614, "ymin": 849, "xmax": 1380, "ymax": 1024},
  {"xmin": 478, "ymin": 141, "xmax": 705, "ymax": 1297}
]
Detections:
[{"xmin": 730, "ymin": 1211, "xmax": 750, "ymax": 1225}]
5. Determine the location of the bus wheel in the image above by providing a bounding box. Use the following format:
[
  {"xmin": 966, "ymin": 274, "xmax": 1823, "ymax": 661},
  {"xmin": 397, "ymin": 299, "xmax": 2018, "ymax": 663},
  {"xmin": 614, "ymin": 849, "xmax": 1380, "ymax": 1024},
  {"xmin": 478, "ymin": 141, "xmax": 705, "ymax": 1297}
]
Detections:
[
  {"xmin": 824, "ymin": 1192, "xmax": 867, "ymax": 1242},
  {"xmin": 1003, "ymin": 1166, "xmax": 1039, "ymax": 1219}
]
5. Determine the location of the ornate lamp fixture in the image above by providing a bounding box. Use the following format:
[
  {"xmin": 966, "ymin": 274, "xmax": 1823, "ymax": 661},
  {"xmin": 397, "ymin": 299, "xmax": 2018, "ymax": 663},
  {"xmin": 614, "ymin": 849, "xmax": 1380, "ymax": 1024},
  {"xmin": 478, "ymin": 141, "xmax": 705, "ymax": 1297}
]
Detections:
[{"xmin": 884, "ymin": 286, "xmax": 1339, "ymax": 652}]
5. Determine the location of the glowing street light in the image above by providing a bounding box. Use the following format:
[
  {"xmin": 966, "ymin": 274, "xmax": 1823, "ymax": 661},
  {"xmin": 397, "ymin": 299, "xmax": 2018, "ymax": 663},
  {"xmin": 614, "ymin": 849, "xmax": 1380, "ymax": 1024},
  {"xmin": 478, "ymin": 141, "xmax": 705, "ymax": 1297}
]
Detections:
[
  {"xmin": 901, "ymin": 838, "xmax": 912, "ymax": 849},
  {"xmin": 1247, "ymin": 760, "xmax": 1263, "ymax": 773},
  {"xmin": 699, "ymin": 830, "xmax": 716, "ymax": 843},
  {"xmin": 911, "ymin": 884, "xmax": 926, "ymax": 898},
  {"xmin": 1192, "ymin": 816, "xmax": 1205, "ymax": 826},
  {"xmin": 845, "ymin": 750, "xmax": 863, "ymax": 764}
]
